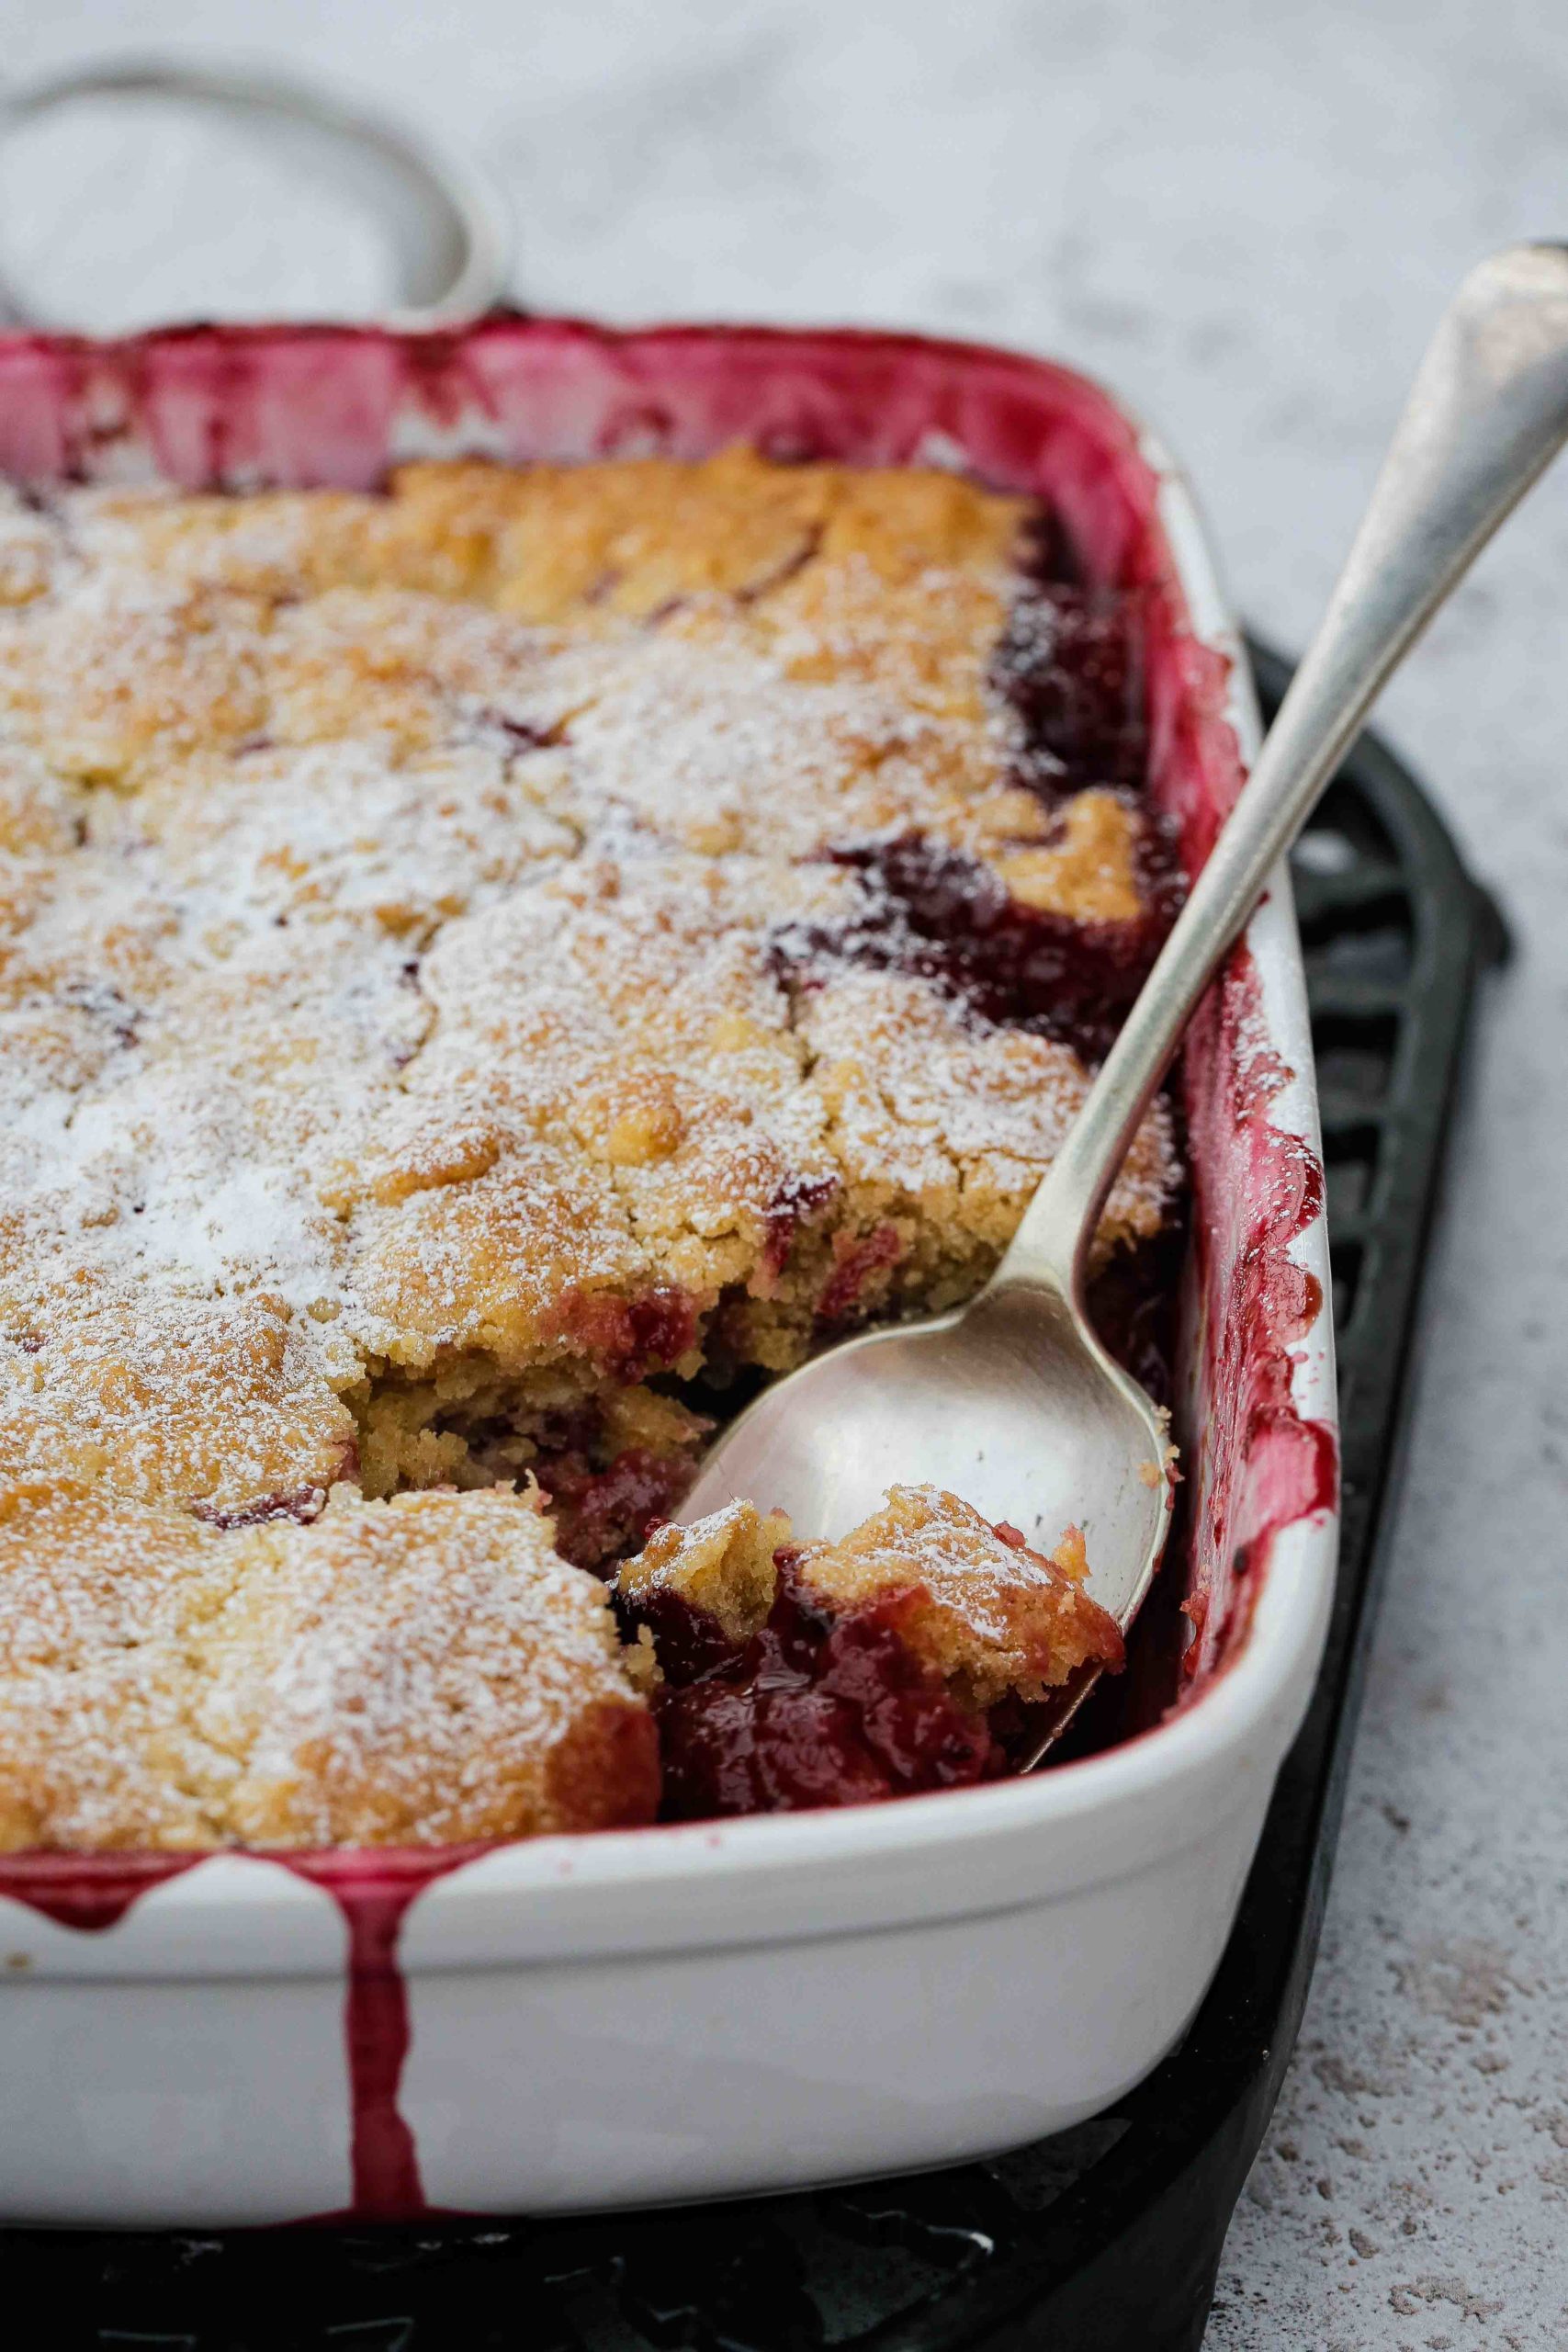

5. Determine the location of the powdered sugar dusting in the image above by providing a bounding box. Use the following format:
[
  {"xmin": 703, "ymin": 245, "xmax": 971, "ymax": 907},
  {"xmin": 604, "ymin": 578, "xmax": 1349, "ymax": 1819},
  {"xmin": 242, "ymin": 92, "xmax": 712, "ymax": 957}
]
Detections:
[
  {"xmin": 0, "ymin": 451, "xmax": 1181, "ymax": 1845},
  {"xmin": 0, "ymin": 1482, "xmax": 657, "ymax": 1849}
]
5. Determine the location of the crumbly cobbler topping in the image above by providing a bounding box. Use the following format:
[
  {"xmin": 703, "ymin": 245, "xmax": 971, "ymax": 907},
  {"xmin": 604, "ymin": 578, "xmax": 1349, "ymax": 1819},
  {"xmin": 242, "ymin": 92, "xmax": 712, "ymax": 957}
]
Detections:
[{"xmin": 0, "ymin": 450, "xmax": 1180, "ymax": 1848}]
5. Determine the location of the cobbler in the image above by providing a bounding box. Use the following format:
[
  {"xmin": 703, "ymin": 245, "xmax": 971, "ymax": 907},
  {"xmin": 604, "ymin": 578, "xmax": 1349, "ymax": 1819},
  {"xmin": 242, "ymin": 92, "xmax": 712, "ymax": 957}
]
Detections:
[{"xmin": 0, "ymin": 451, "xmax": 1181, "ymax": 1846}]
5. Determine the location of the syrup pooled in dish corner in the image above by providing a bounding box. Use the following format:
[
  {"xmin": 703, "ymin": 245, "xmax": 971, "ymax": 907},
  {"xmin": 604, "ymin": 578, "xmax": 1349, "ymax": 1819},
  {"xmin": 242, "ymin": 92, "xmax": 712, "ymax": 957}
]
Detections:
[{"xmin": 0, "ymin": 448, "xmax": 1182, "ymax": 1846}]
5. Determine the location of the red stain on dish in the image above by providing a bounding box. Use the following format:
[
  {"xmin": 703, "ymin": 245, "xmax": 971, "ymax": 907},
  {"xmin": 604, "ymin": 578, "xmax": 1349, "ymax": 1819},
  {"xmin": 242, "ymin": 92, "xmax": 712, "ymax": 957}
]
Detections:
[
  {"xmin": 1176, "ymin": 944, "xmax": 1338, "ymax": 1686},
  {"xmin": 0, "ymin": 1852, "xmax": 198, "ymax": 1933},
  {"xmin": 1145, "ymin": 628, "xmax": 1250, "ymax": 876},
  {"xmin": 0, "ymin": 319, "xmax": 1179, "ymax": 529},
  {"xmin": 0, "ymin": 310, "xmax": 1337, "ymax": 2208},
  {"xmin": 284, "ymin": 1849, "xmax": 477, "ymax": 2218},
  {"xmin": 0, "ymin": 1847, "xmax": 475, "ymax": 2220}
]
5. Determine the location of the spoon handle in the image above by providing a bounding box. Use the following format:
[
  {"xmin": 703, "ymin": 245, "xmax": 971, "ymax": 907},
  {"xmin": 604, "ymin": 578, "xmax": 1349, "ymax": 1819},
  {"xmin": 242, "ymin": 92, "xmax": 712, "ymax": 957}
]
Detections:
[{"xmin": 998, "ymin": 241, "xmax": 1568, "ymax": 1303}]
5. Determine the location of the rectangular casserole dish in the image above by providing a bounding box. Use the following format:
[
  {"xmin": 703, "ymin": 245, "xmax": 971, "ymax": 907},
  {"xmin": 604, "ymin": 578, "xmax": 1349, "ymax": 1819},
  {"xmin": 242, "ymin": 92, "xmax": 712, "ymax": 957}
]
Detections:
[{"xmin": 0, "ymin": 318, "xmax": 1337, "ymax": 2226}]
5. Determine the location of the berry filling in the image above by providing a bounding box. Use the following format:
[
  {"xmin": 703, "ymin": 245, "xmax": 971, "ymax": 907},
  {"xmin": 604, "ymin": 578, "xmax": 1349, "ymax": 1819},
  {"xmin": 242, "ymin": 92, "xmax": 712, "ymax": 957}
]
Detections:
[
  {"xmin": 540, "ymin": 1441, "xmax": 697, "ymax": 1573},
  {"xmin": 547, "ymin": 1286, "xmax": 699, "ymax": 1382},
  {"xmin": 644, "ymin": 1555, "xmax": 1002, "ymax": 1819},
  {"xmin": 772, "ymin": 831, "xmax": 1179, "ymax": 1066},
  {"xmin": 991, "ymin": 582, "xmax": 1151, "ymax": 792},
  {"xmin": 189, "ymin": 1484, "xmax": 331, "ymax": 1531},
  {"xmin": 617, "ymin": 1487, "xmax": 1127, "ymax": 1819}
]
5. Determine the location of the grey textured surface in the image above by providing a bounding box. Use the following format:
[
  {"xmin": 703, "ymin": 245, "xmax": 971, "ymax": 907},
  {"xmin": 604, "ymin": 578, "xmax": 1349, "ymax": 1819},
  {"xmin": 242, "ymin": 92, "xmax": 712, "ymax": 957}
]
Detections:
[{"xmin": 2, "ymin": 3, "xmax": 1566, "ymax": 2342}]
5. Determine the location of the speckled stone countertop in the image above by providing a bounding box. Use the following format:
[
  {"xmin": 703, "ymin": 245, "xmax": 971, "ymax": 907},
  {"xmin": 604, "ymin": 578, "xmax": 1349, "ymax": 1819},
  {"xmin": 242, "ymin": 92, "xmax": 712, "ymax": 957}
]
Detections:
[{"xmin": 4, "ymin": 1, "xmax": 1567, "ymax": 2340}]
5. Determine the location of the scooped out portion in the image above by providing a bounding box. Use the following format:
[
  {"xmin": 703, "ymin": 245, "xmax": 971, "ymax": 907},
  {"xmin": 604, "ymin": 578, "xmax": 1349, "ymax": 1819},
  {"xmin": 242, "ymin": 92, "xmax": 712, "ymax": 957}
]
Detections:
[
  {"xmin": 0, "ymin": 1475, "xmax": 1119, "ymax": 1849},
  {"xmin": 616, "ymin": 1487, "xmax": 1123, "ymax": 1819}
]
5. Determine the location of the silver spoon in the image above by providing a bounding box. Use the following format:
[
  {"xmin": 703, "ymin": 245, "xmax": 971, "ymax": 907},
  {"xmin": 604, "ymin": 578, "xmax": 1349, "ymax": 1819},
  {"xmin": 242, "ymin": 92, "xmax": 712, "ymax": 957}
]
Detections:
[{"xmin": 682, "ymin": 243, "xmax": 1568, "ymax": 1749}]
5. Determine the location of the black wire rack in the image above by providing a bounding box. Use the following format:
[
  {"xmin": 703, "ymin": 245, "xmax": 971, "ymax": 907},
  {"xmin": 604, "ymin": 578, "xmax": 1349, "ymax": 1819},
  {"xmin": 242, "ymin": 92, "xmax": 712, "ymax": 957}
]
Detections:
[{"xmin": 4, "ymin": 643, "xmax": 1508, "ymax": 2352}]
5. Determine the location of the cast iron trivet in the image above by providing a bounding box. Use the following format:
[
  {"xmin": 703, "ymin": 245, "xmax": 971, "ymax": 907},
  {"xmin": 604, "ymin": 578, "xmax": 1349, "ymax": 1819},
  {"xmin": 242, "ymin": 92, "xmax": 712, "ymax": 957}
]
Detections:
[{"xmin": 5, "ymin": 644, "xmax": 1507, "ymax": 2352}]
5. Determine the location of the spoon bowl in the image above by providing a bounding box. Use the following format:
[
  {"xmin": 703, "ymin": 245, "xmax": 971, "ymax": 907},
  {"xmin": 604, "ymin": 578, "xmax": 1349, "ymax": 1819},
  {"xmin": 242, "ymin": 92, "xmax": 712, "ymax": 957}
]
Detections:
[
  {"xmin": 681, "ymin": 1279, "xmax": 1174, "ymax": 1758},
  {"xmin": 682, "ymin": 1280, "xmax": 1172, "ymax": 1620}
]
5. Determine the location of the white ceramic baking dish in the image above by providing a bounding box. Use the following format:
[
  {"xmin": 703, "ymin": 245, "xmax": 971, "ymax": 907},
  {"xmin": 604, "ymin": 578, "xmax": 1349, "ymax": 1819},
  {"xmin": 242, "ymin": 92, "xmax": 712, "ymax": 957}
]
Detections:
[{"xmin": 0, "ymin": 321, "xmax": 1337, "ymax": 2226}]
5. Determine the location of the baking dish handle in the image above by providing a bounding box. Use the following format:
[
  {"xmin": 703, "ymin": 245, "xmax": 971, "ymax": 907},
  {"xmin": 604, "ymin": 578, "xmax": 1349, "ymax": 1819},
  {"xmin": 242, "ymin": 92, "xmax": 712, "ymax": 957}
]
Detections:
[{"xmin": 0, "ymin": 57, "xmax": 513, "ymax": 331}]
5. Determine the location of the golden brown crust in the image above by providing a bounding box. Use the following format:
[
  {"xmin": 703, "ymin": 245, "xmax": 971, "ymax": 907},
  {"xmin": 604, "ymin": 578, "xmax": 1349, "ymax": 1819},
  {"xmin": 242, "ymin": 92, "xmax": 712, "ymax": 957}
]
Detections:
[
  {"xmin": 0, "ymin": 1295, "xmax": 358, "ymax": 1509},
  {"xmin": 0, "ymin": 451, "xmax": 1177, "ymax": 1846},
  {"xmin": 0, "ymin": 1481, "xmax": 658, "ymax": 1850}
]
